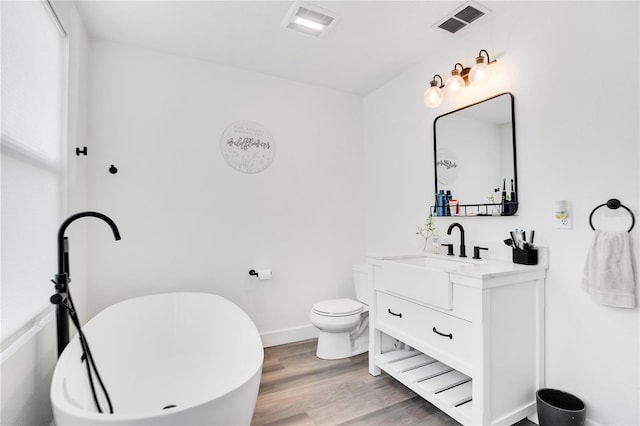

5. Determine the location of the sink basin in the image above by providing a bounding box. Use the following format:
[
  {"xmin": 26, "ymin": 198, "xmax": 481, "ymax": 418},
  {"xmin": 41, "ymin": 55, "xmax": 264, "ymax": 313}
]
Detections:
[{"xmin": 378, "ymin": 255, "xmax": 473, "ymax": 310}]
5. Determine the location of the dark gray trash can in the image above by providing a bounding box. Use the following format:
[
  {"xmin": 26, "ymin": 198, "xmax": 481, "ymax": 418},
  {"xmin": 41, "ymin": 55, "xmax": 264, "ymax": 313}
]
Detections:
[{"xmin": 536, "ymin": 388, "xmax": 586, "ymax": 426}]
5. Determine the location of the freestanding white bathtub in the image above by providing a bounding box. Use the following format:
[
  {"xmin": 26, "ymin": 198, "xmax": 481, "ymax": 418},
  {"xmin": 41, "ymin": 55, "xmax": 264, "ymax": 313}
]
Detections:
[{"xmin": 50, "ymin": 292, "xmax": 264, "ymax": 425}]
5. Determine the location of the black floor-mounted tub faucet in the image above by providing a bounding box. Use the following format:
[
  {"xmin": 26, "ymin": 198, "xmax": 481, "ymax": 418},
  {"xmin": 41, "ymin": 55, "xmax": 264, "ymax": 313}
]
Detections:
[{"xmin": 51, "ymin": 211, "xmax": 120, "ymax": 357}]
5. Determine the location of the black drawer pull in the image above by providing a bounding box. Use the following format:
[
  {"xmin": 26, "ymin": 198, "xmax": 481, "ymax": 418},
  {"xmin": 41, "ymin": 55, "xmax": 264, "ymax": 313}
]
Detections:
[
  {"xmin": 387, "ymin": 308, "xmax": 402, "ymax": 318},
  {"xmin": 433, "ymin": 326, "xmax": 453, "ymax": 339}
]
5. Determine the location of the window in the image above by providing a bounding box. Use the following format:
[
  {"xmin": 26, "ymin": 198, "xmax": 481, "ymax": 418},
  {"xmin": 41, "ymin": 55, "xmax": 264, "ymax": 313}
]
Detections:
[{"xmin": 1, "ymin": 1, "xmax": 67, "ymax": 344}]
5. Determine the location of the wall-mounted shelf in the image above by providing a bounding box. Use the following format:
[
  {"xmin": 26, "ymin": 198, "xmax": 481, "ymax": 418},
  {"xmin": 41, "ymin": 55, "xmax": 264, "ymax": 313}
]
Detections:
[{"xmin": 430, "ymin": 202, "xmax": 518, "ymax": 217}]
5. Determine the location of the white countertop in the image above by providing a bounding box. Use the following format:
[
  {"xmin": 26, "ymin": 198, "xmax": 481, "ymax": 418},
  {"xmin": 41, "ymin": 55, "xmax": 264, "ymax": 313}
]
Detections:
[{"xmin": 366, "ymin": 250, "xmax": 548, "ymax": 280}]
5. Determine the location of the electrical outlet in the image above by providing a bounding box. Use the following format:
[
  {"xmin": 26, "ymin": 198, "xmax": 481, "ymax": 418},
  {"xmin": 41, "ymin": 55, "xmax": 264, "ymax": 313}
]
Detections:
[
  {"xmin": 556, "ymin": 210, "xmax": 572, "ymax": 230},
  {"xmin": 555, "ymin": 201, "xmax": 572, "ymax": 230}
]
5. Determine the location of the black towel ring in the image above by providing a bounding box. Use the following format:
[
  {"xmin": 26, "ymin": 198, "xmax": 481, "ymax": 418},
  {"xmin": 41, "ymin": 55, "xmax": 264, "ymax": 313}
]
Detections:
[{"xmin": 589, "ymin": 198, "xmax": 635, "ymax": 232}]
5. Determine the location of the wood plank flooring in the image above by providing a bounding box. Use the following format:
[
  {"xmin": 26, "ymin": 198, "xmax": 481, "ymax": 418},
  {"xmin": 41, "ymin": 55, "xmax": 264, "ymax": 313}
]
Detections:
[{"xmin": 251, "ymin": 339, "xmax": 536, "ymax": 426}]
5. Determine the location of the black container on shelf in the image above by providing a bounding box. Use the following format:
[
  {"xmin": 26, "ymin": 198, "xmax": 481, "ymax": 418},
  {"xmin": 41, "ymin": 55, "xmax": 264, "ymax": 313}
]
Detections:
[{"xmin": 501, "ymin": 200, "xmax": 518, "ymax": 216}]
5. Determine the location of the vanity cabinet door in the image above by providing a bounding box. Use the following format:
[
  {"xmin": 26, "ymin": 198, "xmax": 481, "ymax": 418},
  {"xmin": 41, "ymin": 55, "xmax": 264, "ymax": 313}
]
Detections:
[{"xmin": 376, "ymin": 291, "xmax": 473, "ymax": 372}]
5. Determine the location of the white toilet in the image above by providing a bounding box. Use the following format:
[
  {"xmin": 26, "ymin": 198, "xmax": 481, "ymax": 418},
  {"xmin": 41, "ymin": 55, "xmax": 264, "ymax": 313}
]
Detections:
[{"xmin": 310, "ymin": 264, "xmax": 369, "ymax": 360}]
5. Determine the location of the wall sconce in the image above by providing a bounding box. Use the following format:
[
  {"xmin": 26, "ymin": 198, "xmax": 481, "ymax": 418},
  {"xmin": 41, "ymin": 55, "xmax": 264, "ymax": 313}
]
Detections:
[
  {"xmin": 445, "ymin": 63, "xmax": 466, "ymax": 94},
  {"xmin": 469, "ymin": 49, "xmax": 496, "ymax": 85},
  {"xmin": 424, "ymin": 49, "xmax": 497, "ymax": 108},
  {"xmin": 423, "ymin": 74, "xmax": 445, "ymax": 108}
]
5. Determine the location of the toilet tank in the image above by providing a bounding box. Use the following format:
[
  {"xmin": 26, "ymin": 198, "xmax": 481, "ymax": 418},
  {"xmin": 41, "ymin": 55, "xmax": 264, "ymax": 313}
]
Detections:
[{"xmin": 352, "ymin": 263, "xmax": 370, "ymax": 305}]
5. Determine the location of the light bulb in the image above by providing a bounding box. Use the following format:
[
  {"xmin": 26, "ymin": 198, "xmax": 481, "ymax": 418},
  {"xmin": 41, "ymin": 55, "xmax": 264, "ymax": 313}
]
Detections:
[
  {"xmin": 445, "ymin": 72, "xmax": 465, "ymax": 94},
  {"xmin": 469, "ymin": 56, "xmax": 490, "ymax": 86},
  {"xmin": 423, "ymin": 84, "xmax": 444, "ymax": 108},
  {"xmin": 293, "ymin": 16, "xmax": 326, "ymax": 31}
]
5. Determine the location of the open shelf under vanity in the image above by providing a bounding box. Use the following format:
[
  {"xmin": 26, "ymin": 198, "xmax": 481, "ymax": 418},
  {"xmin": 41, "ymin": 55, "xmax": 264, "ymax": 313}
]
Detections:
[{"xmin": 376, "ymin": 347, "xmax": 473, "ymax": 424}]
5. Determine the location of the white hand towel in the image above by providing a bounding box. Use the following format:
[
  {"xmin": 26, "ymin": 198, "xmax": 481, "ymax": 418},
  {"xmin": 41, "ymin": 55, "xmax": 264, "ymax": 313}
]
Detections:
[{"xmin": 582, "ymin": 230, "xmax": 636, "ymax": 308}]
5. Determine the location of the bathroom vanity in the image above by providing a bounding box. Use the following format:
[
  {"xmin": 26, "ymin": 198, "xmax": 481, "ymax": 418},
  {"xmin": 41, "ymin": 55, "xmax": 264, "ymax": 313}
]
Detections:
[{"xmin": 366, "ymin": 253, "xmax": 547, "ymax": 425}]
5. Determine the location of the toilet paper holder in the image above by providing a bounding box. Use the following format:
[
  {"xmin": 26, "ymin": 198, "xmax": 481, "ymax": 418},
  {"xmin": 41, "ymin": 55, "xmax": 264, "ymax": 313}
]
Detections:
[{"xmin": 249, "ymin": 269, "xmax": 272, "ymax": 280}]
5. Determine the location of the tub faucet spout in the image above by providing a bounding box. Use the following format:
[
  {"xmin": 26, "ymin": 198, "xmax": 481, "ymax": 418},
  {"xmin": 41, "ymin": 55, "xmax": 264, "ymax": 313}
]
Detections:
[
  {"xmin": 446, "ymin": 222, "xmax": 466, "ymax": 258},
  {"xmin": 57, "ymin": 212, "xmax": 120, "ymax": 275},
  {"xmin": 53, "ymin": 211, "xmax": 121, "ymax": 356}
]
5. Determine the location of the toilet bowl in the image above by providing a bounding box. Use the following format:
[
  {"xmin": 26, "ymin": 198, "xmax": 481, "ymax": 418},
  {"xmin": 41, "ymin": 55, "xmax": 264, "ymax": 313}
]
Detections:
[{"xmin": 310, "ymin": 264, "xmax": 369, "ymax": 360}]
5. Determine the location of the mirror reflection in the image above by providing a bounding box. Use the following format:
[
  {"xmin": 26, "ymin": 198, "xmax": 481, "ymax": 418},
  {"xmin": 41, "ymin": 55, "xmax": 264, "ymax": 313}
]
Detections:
[{"xmin": 434, "ymin": 92, "xmax": 517, "ymax": 216}]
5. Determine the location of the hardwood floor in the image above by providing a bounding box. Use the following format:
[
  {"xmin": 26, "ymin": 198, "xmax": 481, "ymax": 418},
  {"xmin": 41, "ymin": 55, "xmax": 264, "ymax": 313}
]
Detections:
[{"xmin": 251, "ymin": 339, "xmax": 536, "ymax": 426}]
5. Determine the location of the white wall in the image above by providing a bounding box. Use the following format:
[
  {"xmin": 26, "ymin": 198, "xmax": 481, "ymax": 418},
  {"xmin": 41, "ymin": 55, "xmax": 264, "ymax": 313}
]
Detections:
[
  {"xmin": 0, "ymin": 2, "xmax": 89, "ymax": 425},
  {"xmin": 364, "ymin": 2, "xmax": 638, "ymax": 425},
  {"xmin": 85, "ymin": 40, "xmax": 365, "ymax": 345}
]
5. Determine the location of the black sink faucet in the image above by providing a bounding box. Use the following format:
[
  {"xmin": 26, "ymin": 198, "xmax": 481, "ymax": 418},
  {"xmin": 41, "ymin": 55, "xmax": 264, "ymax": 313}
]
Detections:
[
  {"xmin": 52, "ymin": 211, "xmax": 121, "ymax": 356},
  {"xmin": 446, "ymin": 222, "xmax": 466, "ymax": 258}
]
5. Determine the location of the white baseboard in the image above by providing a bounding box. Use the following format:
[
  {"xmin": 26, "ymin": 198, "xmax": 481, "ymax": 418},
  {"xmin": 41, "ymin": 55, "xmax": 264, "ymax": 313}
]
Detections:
[{"xmin": 260, "ymin": 324, "xmax": 318, "ymax": 348}]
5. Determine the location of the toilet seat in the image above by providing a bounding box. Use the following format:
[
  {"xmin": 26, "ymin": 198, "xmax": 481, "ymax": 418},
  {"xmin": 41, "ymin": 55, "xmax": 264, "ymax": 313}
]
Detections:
[{"xmin": 312, "ymin": 298, "xmax": 363, "ymax": 317}]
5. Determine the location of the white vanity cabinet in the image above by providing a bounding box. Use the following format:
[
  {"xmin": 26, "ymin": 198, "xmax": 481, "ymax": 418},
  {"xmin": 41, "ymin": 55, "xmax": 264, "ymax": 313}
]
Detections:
[{"xmin": 367, "ymin": 255, "xmax": 547, "ymax": 426}]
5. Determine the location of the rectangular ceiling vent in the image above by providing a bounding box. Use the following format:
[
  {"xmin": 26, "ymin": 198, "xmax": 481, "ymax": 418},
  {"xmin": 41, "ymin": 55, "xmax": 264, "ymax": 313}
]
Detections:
[
  {"xmin": 436, "ymin": 1, "xmax": 489, "ymax": 34},
  {"xmin": 281, "ymin": 2, "xmax": 339, "ymax": 39}
]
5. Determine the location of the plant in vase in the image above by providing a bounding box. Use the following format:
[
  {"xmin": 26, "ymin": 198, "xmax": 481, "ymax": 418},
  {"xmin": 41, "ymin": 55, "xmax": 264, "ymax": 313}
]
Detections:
[{"xmin": 416, "ymin": 212, "xmax": 438, "ymax": 252}]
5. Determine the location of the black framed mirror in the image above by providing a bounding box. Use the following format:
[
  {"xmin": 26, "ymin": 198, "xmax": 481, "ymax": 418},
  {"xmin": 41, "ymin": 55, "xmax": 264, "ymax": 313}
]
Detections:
[{"xmin": 433, "ymin": 92, "xmax": 517, "ymax": 216}]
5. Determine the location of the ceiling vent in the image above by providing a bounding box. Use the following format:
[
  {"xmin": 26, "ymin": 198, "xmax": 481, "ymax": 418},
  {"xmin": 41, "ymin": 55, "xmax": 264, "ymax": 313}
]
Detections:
[
  {"xmin": 436, "ymin": 1, "xmax": 489, "ymax": 34},
  {"xmin": 281, "ymin": 2, "xmax": 339, "ymax": 39}
]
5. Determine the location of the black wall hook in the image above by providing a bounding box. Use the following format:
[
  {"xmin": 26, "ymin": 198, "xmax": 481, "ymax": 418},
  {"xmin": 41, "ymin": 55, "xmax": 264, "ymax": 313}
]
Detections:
[
  {"xmin": 108, "ymin": 165, "xmax": 118, "ymax": 174},
  {"xmin": 76, "ymin": 147, "xmax": 87, "ymax": 156},
  {"xmin": 249, "ymin": 269, "xmax": 258, "ymax": 277}
]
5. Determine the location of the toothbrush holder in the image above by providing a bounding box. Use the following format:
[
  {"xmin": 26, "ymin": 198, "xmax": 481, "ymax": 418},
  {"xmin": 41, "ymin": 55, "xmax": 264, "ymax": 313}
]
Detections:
[{"xmin": 512, "ymin": 245, "xmax": 538, "ymax": 265}]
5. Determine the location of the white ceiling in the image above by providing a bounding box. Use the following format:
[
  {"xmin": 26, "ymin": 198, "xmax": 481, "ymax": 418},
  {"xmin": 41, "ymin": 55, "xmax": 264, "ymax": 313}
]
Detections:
[{"xmin": 74, "ymin": 1, "xmax": 518, "ymax": 95}]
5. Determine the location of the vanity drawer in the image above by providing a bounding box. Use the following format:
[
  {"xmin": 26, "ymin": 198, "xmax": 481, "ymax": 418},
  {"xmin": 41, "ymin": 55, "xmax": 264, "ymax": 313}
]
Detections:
[{"xmin": 376, "ymin": 291, "xmax": 472, "ymax": 369}]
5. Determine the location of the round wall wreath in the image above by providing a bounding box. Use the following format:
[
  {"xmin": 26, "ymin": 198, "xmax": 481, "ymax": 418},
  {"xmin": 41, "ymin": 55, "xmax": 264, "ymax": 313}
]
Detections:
[{"xmin": 220, "ymin": 120, "xmax": 275, "ymax": 174}]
